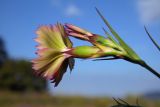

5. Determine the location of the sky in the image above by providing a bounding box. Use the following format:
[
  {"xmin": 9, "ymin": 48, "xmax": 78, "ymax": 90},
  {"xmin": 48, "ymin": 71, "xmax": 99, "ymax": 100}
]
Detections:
[{"xmin": 0, "ymin": 0, "xmax": 160, "ymax": 97}]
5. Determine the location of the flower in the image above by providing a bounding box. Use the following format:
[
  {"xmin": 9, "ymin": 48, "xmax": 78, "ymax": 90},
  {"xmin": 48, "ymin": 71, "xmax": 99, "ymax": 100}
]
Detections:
[
  {"xmin": 32, "ymin": 8, "xmax": 160, "ymax": 88},
  {"xmin": 32, "ymin": 23, "xmax": 124, "ymax": 87},
  {"xmin": 32, "ymin": 23, "xmax": 74, "ymax": 87}
]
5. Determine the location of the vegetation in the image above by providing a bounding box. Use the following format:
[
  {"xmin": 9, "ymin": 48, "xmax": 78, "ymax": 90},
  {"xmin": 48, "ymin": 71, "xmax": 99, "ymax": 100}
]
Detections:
[
  {"xmin": 0, "ymin": 37, "xmax": 8, "ymax": 67},
  {"xmin": 0, "ymin": 60, "xmax": 47, "ymax": 91},
  {"xmin": 0, "ymin": 38, "xmax": 47, "ymax": 92},
  {"xmin": 0, "ymin": 91, "xmax": 159, "ymax": 107}
]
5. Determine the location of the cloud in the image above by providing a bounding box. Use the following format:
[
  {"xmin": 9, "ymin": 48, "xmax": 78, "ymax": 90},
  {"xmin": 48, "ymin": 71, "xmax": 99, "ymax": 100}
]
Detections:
[
  {"xmin": 64, "ymin": 4, "xmax": 82, "ymax": 17},
  {"xmin": 137, "ymin": 0, "xmax": 160, "ymax": 24},
  {"xmin": 52, "ymin": 0, "xmax": 61, "ymax": 7},
  {"xmin": 51, "ymin": 0, "xmax": 82, "ymax": 17}
]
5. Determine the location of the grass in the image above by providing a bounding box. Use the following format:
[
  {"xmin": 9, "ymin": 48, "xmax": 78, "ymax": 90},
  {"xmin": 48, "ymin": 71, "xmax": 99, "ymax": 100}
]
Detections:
[{"xmin": 0, "ymin": 91, "xmax": 159, "ymax": 107}]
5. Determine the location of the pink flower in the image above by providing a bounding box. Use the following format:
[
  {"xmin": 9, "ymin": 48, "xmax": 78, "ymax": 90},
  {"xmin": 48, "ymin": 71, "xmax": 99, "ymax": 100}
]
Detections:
[{"xmin": 32, "ymin": 23, "xmax": 74, "ymax": 87}]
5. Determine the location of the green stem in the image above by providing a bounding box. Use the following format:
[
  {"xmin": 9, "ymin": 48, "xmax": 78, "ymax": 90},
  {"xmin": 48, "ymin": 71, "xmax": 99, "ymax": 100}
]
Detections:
[{"xmin": 139, "ymin": 61, "xmax": 160, "ymax": 79}]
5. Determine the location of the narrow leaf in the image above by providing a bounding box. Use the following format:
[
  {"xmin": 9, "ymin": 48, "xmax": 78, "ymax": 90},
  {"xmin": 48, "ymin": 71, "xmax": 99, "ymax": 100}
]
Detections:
[
  {"xmin": 96, "ymin": 8, "xmax": 140, "ymax": 59},
  {"xmin": 102, "ymin": 27, "xmax": 117, "ymax": 44},
  {"xmin": 118, "ymin": 98, "xmax": 130, "ymax": 105},
  {"xmin": 144, "ymin": 26, "xmax": 160, "ymax": 52},
  {"xmin": 93, "ymin": 57, "xmax": 119, "ymax": 61}
]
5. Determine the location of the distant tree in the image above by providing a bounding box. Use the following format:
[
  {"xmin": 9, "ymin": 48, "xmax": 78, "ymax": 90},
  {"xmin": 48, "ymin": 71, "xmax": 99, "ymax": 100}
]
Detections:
[
  {"xmin": 0, "ymin": 37, "xmax": 8, "ymax": 66},
  {"xmin": 0, "ymin": 59, "xmax": 47, "ymax": 92},
  {"xmin": 0, "ymin": 37, "xmax": 47, "ymax": 92}
]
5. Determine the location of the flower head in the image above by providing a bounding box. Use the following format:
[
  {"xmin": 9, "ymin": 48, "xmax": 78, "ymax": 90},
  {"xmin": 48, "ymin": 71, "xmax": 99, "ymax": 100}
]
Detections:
[{"xmin": 32, "ymin": 23, "xmax": 74, "ymax": 87}]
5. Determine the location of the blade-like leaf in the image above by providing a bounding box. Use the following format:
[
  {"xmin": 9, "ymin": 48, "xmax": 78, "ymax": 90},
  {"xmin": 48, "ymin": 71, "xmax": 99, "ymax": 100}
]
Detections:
[
  {"xmin": 118, "ymin": 98, "xmax": 130, "ymax": 105},
  {"xmin": 144, "ymin": 26, "xmax": 160, "ymax": 52},
  {"xmin": 113, "ymin": 98, "xmax": 121, "ymax": 105},
  {"xmin": 93, "ymin": 57, "xmax": 119, "ymax": 61},
  {"xmin": 103, "ymin": 28, "xmax": 124, "ymax": 51},
  {"xmin": 102, "ymin": 27, "xmax": 117, "ymax": 44},
  {"xmin": 96, "ymin": 8, "xmax": 140, "ymax": 59}
]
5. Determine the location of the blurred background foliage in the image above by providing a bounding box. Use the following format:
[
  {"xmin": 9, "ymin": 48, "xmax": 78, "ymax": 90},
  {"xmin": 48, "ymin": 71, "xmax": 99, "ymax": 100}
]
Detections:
[
  {"xmin": 0, "ymin": 37, "xmax": 47, "ymax": 92},
  {"xmin": 0, "ymin": 37, "xmax": 8, "ymax": 67},
  {"xmin": 0, "ymin": 91, "xmax": 159, "ymax": 107}
]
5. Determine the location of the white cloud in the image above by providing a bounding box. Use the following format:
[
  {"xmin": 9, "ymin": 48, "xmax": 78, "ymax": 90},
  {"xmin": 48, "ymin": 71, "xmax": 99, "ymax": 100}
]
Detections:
[
  {"xmin": 137, "ymin": 0, "xmax": 160, "ymax": 24},
  {"xmin": 64, "ymin": 4, "xmax": 82, "ymax": 17},
  {"xmin": 51, "ymin": 0, "xmax": 82, "ymax": 17},
  {"xmin": 52, "ymin": 0, "xmax": 61, "ymax": 7}
]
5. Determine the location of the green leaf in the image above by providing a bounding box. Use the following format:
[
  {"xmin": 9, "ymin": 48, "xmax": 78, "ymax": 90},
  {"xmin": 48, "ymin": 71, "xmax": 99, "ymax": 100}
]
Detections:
[
  {"xmin": 144, "ymin": 26, "xmax": 160, "ymax": 52},
  {"xmin": 102, "ymin": 28, "xmax": 118, "ymax": 45},
  {"xmin": 93, "ymin": 57, "xmax": 119, "ymax": 61},
  {"xmin": 95, "ymin": 8, "xmax": 140, "ymax": 59}
]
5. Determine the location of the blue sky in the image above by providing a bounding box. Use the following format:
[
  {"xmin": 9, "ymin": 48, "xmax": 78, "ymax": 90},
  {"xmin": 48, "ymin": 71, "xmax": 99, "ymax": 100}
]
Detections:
[{"xmin": 0, "ymin": 0, "xmax": 160, "ymax": 97}]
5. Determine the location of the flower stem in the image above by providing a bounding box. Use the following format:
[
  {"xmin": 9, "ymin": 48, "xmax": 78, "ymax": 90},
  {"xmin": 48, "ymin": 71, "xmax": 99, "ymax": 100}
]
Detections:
[{"xmin": 139, "ymin": 61, "xmax": 160, "ymax": 79}]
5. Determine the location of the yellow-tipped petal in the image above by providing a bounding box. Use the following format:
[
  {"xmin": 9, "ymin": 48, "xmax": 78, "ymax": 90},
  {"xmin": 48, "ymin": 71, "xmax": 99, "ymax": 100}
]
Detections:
[{"xmin": 32, "ymin": 23, "xmax": 74, "ymax": 86}]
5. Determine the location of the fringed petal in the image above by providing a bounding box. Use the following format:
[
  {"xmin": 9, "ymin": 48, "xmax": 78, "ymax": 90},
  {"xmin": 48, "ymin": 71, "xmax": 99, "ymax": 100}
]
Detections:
[{"xmin": 32, "ymin": 23, "xmax": 74, "ymax": 86}]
